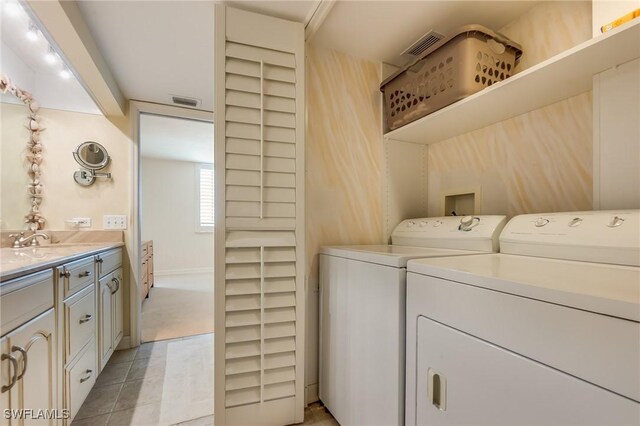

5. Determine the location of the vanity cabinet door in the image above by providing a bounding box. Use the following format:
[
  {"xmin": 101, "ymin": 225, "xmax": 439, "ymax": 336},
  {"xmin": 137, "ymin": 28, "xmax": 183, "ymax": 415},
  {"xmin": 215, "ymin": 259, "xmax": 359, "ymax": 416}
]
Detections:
[
  {"xmin": 98, "ymin": 275, "xmax": 113, "ymax": 371},
  {"xmin": 5, "ymin": 309, "xmax": 57, "ymax": 425}
]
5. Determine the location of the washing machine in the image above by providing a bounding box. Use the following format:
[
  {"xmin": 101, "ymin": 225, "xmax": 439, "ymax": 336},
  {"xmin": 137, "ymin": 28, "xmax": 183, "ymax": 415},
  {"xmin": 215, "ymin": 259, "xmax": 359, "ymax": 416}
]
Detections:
[
  {"xmin": 319, "ymin": 215, "xmax": 507, "ymax": 426},
  {"xmin": 405, "ymin": 210, "xmax": 640, "ymax": 425}
]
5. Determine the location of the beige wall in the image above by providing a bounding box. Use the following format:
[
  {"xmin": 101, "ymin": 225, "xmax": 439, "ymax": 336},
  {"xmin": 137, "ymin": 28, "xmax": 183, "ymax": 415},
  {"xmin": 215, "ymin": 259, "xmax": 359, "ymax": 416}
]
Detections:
[
  {"xmin": 33, "ymin": 108, "xmax": 131, "ymax": 230},
  {"xmin": 305, "ymin": 44, "xmax": 384, "ymax": 401},
  {"xmin": 20, "ymin": 106, "xmax": 133, "ymax": 337},
  {"xmin": 426, "ymin": 1, "xmax": 594, "ymax": 218},
  {"xmin": 499, "ymin": 1, "xmax": 592, "ymax": 73},
  {"xmin": 141, "ymin": 157, "xmax": 214, "ymax": 274}
]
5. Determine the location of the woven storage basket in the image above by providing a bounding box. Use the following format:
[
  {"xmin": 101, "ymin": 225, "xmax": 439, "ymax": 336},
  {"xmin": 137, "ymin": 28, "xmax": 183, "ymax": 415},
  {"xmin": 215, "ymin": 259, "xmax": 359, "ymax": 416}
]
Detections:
[{"xmin": 381, "ymin": 25, "xmax": 523, "ymax": 131}]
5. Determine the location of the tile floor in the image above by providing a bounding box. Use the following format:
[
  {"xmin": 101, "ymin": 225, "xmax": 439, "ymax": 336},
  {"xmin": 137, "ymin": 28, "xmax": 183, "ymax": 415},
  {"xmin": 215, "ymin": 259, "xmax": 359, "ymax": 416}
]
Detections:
[
  {"xmin": 73, "ymin": 333, "xmax": 338, "ymax": 426},
  {"xmin": 72, "ymin": 334, "xmax": 213, "ymax": 426}
]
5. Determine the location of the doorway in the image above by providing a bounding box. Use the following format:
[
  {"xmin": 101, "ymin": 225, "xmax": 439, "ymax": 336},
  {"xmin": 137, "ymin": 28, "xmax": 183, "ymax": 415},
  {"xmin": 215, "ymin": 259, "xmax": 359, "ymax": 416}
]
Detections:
[{"xmin": 138, "ymin": 112, "xmax": 215, "ymax": 343}]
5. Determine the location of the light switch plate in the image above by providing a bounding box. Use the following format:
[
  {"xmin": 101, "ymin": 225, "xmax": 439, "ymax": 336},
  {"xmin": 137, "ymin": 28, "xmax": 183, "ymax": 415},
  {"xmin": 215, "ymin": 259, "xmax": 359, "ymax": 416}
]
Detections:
[{"xmin": 103, "ymin": 215, "xmax": 127, "ymax": 230}]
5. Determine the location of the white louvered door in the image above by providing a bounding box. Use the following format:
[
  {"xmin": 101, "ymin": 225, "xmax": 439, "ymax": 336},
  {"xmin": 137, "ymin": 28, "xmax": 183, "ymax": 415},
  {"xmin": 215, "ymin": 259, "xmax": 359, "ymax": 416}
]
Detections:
[{"xmin": 214, "ymin": 6, "xmax": 305, "ymax": 425}]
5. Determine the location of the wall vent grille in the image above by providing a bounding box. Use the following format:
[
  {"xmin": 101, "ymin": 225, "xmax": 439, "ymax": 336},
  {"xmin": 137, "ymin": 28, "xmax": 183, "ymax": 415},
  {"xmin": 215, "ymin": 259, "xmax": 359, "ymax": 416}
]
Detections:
[
  {"xmin": 401, "ymin": 30, "xmax": 444, "ymax": 58},
  {"xmin": 171, "ymin": 95, "xmax": 200, "ymax": 108}
]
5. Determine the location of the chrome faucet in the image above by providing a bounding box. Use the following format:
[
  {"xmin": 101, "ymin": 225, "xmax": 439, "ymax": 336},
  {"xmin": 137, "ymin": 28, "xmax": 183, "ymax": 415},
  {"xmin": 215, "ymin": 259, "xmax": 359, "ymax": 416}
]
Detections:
[{"xmin": 9, "ymin": 232, "xmax": 50, "ymax": 248}]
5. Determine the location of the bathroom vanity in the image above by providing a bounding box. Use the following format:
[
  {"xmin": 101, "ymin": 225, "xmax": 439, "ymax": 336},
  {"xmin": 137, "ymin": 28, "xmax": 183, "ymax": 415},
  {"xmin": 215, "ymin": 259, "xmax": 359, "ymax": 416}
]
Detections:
[{"xmin": 0, "ymin": 243, "xmax": 124, "ymax": 424}]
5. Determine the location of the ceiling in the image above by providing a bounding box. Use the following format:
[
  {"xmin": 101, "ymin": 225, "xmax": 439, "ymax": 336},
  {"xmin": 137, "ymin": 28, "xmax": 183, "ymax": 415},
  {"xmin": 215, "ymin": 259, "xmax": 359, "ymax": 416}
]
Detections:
[
  {"xmin": 140, "ymin": 113, "xmax": 213, "ymax": 164},
  {"xmin": 76, "ymin": 1, "xmax": 318, "ymax": 113},
  {"xmin": 77, "ymin": 1, "xmax": 215, "ymax": 111},
  {"xmin": 225, "ymin": 0, "xmax": 319, "ymax": 23},
  {"xmin": 1, "ymin": 1, "xmax": 99, "ymax": 114},
  {"xmin": 74, "ymin": 0, "xmax": 541, "ymax": 113},
  {"xmin": 312, "ymin": 1, "xmax": 540, "ymax": 66}
]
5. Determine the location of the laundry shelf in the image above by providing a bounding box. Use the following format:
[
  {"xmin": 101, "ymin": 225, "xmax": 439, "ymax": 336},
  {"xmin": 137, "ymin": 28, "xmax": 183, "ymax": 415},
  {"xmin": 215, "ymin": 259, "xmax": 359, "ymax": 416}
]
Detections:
[{"xmin": 384, "ymin": 19, "xmax": 640, "ymax": 145}]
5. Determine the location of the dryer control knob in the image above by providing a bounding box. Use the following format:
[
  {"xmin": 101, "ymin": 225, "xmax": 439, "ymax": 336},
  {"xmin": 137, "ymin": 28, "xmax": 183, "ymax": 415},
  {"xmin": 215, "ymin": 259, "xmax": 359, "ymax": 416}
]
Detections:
[
  {"xmin": 607, "ymin": 216, "xmax": 624, "ymax": 228},
  {"xmin": 407, "ymin": 220, "xmax": 416, "ymax": 228},
  {"xmin": 534, "ymin": 217, "xmax": 549, "ymax": 227},
  {"xmin": 569, "ymin": 217, "xmax": 583, "ymax": 227},
  {"xmin": 459, "ymin": 216, "xmax": 478, "ymax": 231},
  {"xmin": 419, "ymin": 221, "xmax": 427, "ymax": 227},
  {"xmin": 460, "ymin": 216, "xmax": 474, "ymax": 226}
]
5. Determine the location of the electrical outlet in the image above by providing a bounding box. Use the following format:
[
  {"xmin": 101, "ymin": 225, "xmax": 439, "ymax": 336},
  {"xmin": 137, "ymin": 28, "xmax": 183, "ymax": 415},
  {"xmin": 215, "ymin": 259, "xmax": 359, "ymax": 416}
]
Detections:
[
  {"xmin": 73, "ymin": 217, "xmax": 91, "ymax": 228},
  {"xmin": 103, "ymin": 215, "xmax": 127, "ymax": 230}
]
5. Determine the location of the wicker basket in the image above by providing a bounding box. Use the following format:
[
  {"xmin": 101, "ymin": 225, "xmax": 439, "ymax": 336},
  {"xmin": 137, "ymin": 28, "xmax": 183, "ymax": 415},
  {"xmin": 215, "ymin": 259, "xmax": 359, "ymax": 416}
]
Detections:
[{"xmin": 381, "ymin": 25, "xmax": 523, "ymax": 131}]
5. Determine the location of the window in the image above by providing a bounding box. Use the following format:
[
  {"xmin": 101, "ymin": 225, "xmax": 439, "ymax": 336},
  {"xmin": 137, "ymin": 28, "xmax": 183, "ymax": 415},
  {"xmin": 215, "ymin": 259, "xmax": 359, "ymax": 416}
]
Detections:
[{"xmin": 197, "ymin": 164, "xmax": 214, "ymax": 231}]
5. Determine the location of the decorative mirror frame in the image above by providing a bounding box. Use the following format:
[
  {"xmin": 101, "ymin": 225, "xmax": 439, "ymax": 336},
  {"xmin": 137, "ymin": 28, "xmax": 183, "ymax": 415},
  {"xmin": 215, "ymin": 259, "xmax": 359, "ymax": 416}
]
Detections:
[{"xmin": 0, "ymin": 75, "xmax": 46, "ymax": 230}]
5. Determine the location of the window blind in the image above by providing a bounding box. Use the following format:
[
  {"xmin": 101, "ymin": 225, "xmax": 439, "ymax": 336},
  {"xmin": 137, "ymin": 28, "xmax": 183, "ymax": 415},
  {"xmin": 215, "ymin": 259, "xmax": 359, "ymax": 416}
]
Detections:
[{"xmin": 199, "ymin": 165, "xmax": 214, "ymax": 229}]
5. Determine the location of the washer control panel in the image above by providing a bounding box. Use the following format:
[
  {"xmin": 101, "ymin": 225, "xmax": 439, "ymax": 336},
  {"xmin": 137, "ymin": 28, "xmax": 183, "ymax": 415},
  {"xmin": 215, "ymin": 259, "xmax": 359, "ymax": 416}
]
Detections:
[
  {"xmin": 391, "ymin": 215, "xmax": 507, "ymax": 252},
  {"xmin": 500, "ymin": 210, "xmax": 640, "ymax": 266}
]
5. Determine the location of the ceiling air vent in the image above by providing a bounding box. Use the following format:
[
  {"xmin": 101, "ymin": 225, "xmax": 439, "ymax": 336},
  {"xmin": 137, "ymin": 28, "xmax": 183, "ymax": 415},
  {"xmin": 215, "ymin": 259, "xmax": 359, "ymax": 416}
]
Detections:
[
  {"xmin": 401, "ymin": 30, "xmax": 444, "ymax": 60},
  {"xmin": 171, "ymin": 95, "xmax": 200, "ymax": 108}
]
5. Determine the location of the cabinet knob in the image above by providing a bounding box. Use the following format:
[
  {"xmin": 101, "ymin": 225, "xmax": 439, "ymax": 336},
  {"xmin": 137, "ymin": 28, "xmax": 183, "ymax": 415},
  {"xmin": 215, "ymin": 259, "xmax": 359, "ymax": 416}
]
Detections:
[
  {"xmin": 79, "ymin": 314, "xmax": 93, "ymax": 324},
  {"xmin": 96, "ymin": 257, "xmax": 104, "ymax": 264},
  {"xmin": 60, "ymin": 270, "xmax": 71, "ymax": 278},
  {"xmin": 78, "ymin": 271, "xmax": 92, "ymax": 278}
]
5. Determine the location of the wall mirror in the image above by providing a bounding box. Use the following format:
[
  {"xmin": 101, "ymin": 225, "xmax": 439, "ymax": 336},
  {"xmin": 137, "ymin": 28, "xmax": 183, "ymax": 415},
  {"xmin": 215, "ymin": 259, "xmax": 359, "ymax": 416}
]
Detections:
[
  {"xmin": 73, "ymin": 141, "xmax": 112, "ymax": 186},
  {"xmin": 1, "ymin": 75, "xmax": 45, "ymax": 231}
]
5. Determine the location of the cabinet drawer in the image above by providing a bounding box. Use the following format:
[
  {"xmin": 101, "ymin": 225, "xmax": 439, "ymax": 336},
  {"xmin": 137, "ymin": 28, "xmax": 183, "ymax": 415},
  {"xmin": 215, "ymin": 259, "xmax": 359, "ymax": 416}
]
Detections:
[
  {"xmin": 65, "ymin": 285, "xmax": 96, "ymax": 362},
  {"xmin": 61, "ymin": 257, "xmax": 95, "ymax": 298},
  {"xmin": 66, "ymin": 338, "xmax": 97, "ymax": 420},
  {"xmin": 98, "ymin": 248, "xmax": 122, "ymax": 278},
  {"xmin": 0, "ymin": 270, "xmax": 53, "ymax": 336}
]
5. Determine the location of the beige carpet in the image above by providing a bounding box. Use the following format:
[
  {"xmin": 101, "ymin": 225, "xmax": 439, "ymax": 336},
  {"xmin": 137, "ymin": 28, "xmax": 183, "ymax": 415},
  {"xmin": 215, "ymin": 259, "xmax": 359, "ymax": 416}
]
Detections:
[{"xmin": 141, "ymin": 273, "xmax": 214, "ymax": 342}]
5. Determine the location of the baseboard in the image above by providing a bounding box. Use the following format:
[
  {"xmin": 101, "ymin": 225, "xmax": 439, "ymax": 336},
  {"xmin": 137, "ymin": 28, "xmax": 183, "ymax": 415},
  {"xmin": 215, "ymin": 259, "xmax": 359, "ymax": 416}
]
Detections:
[
  {"xmin": 154, "ymin": 267, "xmax": 214, "ymax": 277},
  {"xmin": 305, "ymin": 383, "xmax": 319, "ymax": 405},
  {"xmin": 116, "ymin": 336, "xmax": 132, "ymax": 350}
]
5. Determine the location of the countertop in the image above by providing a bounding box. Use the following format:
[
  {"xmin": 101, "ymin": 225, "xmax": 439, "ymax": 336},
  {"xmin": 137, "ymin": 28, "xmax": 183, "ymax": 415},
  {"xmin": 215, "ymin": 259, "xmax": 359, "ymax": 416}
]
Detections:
[{"xmin": 0, "ymin": 243, "xmax": 124, "ymax": 282}]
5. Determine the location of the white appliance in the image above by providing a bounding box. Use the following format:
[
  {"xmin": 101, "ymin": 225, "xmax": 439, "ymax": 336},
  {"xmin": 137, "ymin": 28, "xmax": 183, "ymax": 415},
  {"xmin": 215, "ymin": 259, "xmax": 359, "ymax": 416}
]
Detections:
[
  {"xmin": 405, "ymin": 210, "xmax": 640, "ymax": 426},
  {"xmin": 319, "ymin": 215, "xmax": 507, "ymax": 426}
]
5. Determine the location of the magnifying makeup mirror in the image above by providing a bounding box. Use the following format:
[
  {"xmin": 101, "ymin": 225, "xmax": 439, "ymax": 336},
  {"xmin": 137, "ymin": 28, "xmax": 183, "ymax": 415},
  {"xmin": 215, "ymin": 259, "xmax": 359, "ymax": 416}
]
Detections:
[{"xmin": 72, "ymin": 141, "xmax": 112, "ymax": 186}]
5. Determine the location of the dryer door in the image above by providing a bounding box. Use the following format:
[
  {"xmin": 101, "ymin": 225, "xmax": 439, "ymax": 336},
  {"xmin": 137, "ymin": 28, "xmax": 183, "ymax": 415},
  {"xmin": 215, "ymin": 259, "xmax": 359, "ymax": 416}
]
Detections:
[{"xmin": 415, "ymin": 316, "xmax": 640, "ymax": 425}]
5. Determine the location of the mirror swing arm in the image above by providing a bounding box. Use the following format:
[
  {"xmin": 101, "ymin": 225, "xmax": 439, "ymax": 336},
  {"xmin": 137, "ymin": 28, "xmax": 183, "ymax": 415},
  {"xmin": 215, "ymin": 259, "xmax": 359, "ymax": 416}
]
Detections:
[{"xmin": 0, "ymin": 75, "xmax": 45, "ymax": 231}]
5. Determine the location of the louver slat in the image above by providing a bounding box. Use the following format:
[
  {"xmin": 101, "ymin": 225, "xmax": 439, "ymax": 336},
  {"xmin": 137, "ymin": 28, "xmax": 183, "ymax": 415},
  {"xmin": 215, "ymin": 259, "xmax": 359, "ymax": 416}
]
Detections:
[
  {"xmin": 264, "ymin": 351, "xmax": 296, "ymax": 370},
  {"xmin": 264, "ymin": 366, "xmax": 296, "ymax": 385},
  {"xmin": 226, "ymin": 42, "xmax": 295, "ymax": 68},
  {"xmin": 226, "ymin": 387, "xmax": 260, "ymax": 407},
  {"xmin": 264, "ymin": 306, "xmax": 296, "ymax": 324},
  {"xmin": 226, "ymin": 139, "xmax": 296, "ymax": 159},
  {"xmin": 226, "ymin": 371, "xmax": 261, "ymax": 391},
  {"xmin": 226, "ymin": 325, "xmax": 261, "ymax": 343},
  {"xmin": 264, "ymin": 381, "xmax": 296, "ymax": 401},
  {"xmin": 264, "ymin": 322, "xmax": 295, "ymax": 339},
  {"xmin": 226, "ymin": 356, "xmax": 261, "ymax": 375}
]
